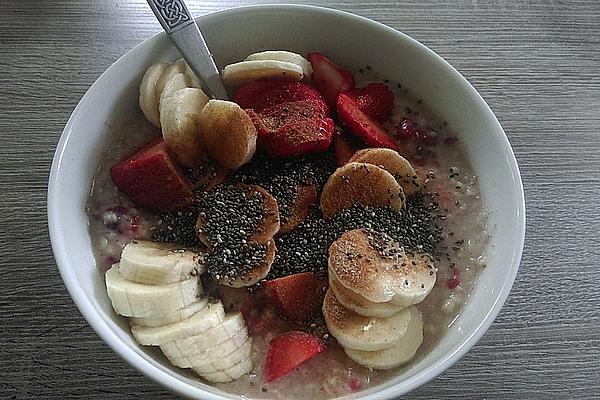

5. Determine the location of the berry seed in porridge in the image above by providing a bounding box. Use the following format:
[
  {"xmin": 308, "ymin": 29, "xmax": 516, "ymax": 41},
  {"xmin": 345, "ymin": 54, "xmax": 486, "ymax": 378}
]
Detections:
[{"xmin": 86, "ymin": 50, "xmax": 488, "ymax": 398}]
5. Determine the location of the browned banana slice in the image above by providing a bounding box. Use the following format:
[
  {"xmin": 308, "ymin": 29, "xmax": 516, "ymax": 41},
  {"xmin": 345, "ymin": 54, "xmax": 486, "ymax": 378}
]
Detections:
[
  {"xmin": 214, "ymin": 239, "xmax": 276, "ymax": 288},
  {"xmin": 196, "ymin": 184, "xmax": 280, "ymax": 248},
  {"xmin": 198, "ymin": 100, "xmax": 258, "ymax": 169},
  {"xmin": 348, "ymin": 148, "xmax": 421, "ymax": 196},
  {"xmin": 246, "ymin": 185, "xmax": 281, "ymax": 243},
  {"xmin": 188, "ymin": 159, "xmax": 229, "ymax": 192},
  {"xmin": 320, "ymin": 162, "xmax": 404, "ymax": 219},
  {"xmin": 328, "ymin": 229, "xmax": 436, "ymax": 306},
  {"xmin": 279, "ymin": 184, "xmax": 318, "ymax": 234}
]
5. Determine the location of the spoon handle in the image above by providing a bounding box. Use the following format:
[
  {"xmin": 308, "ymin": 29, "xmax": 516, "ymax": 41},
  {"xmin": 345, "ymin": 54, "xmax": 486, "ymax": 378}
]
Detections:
[{"xmin": 146, "ymin": 0, "xmax": 229, "ymax": 100}]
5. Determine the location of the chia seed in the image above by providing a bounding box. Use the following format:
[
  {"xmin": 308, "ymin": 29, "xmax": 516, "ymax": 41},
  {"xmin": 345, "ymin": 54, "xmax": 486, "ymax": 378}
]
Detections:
[
  {"xmin": 228, "ymin": 153, "xmax": 336, "ymax": 225},
  {"xmin": 269, "ymin": 193, "xmax": 442, "ymax": 278}
]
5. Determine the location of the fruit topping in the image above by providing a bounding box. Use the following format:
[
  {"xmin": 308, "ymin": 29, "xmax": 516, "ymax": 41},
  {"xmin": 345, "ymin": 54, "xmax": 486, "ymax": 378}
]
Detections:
[
  {"xmin": 263, "ymin": 116, "xmax": 335, "ymax": 158},
  {"xmin": 198, "ymin": 100, "xmax": 258, "ymax": 170},
  {"xmin": 345, "ymin": 83, "xmax": 394, "ymax": 123},
  {"xmin": 307, "ymin": 52, "xmax": 355, "ymax": 109},
  {"xmin": 160, "ymin": 87, "xmax": 209, "ymax": 167},
  {"xmin": 195, "ymin": 184, "xmax": 280, "ymax": 287},
  {"xmin": 263, "ymin": 272, "xmax": 327, "ymax": 322},
  {"xmin": 348, "ymin": 148, "xmax": 421, "ymax": 197},
  {"xmin": 395, "ymin": 117, "xmax": 438, "ymax": 145},
  {"xmin": 264, "ymin": 330, "xmax": 327, "ymax": 382},
  {"xmin": 234, "ymin": 80, "xmax": 328, "ymax": 113},
  {"xmin": 320, "ymin": 162, "xmax": 404, "ymax": 219},
  {"xmin": 279, "ymin": 184, "xmax": 318, "ymax": 234},
  {"xmin": 222, "ymin": 60, "xmax": 304, "ymax": 87},
  {"xmin": 333, "ymin": 128, "xmax": 360, "ymax": 166},
  {"xmin": 245, "ymin": 51, "xmax": 313, "ymax": 81},
  {"xmin": 328, "ymin": 228, "xmax": 436, "ymax": 305},
  {"xmin": 337, "ymin": 92, "xmax": 398, "ymax": 150},
  {"xmin": 110, "ymin": 138, "xmax": 194, "ymax": 212}
]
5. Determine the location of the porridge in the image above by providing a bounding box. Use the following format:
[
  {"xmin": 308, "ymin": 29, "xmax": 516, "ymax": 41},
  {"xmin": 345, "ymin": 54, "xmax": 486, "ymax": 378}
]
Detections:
[{"xmin": 86, "ymin": 50, "xmax": 488, "ymax": 398}]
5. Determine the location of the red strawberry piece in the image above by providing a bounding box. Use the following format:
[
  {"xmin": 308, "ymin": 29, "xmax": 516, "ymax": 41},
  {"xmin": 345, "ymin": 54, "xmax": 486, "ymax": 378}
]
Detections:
[
  {"xmin": 241, "ymin": 297, "xmax": 281, "ymax": 335},
  {"xmin": 395, "ymin": 117, "xmax": 420, "ymax": 141},
  {"xmin": 258, "ymin": 100, "xmax": 329, "ymax": 133},
  {"xmin": 234, "ymin": 80, "xmax": 328, "ymax": 114},
  {"xmin": 247, "ymin": 101, "xmax": 333, "ymax": 157},
  {"xmin": 264, "ymin": 331, "xmax": 327, "ymax": 382},
  {"xmin": 395, "ymin": 118, "xmax": 438, "ymax": 145},
  {"xmin": 245, "ymin": 108, "xmax": 269, "ymax": 139},
  {"xmin": 334, "ymin": 130, "xmax": 359, "ymax": 166},
  {"xmin": 264, "ymin": 117, "xmax": 334, "ymax": 158},
  {"xmin": 110, "ymin": 138, "xmax": 194, "ymax": 212},
  {"xmin": 346, "ymin": 83, "xmax": 394, "ymax": 122},
  {"xmin": 307, "ymin": 52, "xmax": 355, "ymax": 109},
  {"xmin": 337, "ymin": 92, "xmax": 398, "ymax": 150},
  {"xmin": 263, "ymin": 272, "xmax": 327, "ymax": 322}
]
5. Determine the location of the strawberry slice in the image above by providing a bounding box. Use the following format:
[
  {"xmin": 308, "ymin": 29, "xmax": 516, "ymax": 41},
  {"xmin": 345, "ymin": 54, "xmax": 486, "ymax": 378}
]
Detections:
[
  {"xmin": 334, "ymin": 129, "xmax": 359, "ymax": 166},
  {"xmin": 264, "ymin": 117, "xmax": 334, "ymax": 158},
  {"xmin": 263, "ymin": 272, "xmax": 327, "ymax": 321},
  {"xmin": 249, "ymin": 100, "xmax": 335, "ymax": 158},
  {"xmin": 264, "ymin": 331, "xmax": 327, "ymax": 382},
  {"xmin": 346, "ymin": 83, "xmax": 394, "ymax": 122},
  {"xmin": 258, "ymin": 100, "xmax": 329, "ymax": 134},
  {"xmin": 307, "ymin": 52, "xmax": 355, "ymax": 109},
  {"xmin": 111, "ymin": 138, "xmax": 194, "ymax": 212},
  {"xmin": 234, "ymin": 80, "xmax": 328, "ymax": 114},
  {"xmin": 337, "ymin": 92, "xmax": 398, "ymax": 150},
  {"xmin": 395, "ymin": 117, "xmax": 438, "ymax": 145}
]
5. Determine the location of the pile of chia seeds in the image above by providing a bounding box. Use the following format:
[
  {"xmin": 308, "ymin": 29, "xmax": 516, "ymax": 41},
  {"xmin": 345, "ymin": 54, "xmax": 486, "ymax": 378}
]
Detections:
[
  {"xmin": 154, "ymin": 185, "xmax": 269, "ymax": 284},
  {"xmin": 228, "ymin": 153, "xmax": 336, "ymax": 224},
  {"xmin": 269, "ymin": 193, "xmax": 442, "ymax": 279},
  {"xmin": 153, "ymin": 150, "xmax": 444, "ymax": 284}
]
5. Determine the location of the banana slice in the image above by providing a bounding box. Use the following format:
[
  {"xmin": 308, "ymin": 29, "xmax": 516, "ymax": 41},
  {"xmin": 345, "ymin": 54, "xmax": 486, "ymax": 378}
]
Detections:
[
  {"xmin": 247, "ymin": 185, "xmax": 281, "ymax": 244},
  {"xmin": 131, "ymin": 301, "xmax": 225, "ymax": 346},
  {"xmin": 348, "ymin": 148, "xmax": 421, "ymax": 196},
  {"xmin": 139, "ymin": 62, "xmax": 168, "ymax": 127},
  {"xmin": 105, "ymin": 264, "xmax": 201, "ymax": 317},
  {"xmin": 344, "ymin": 306, "xmax": 423, "ymax": 370},
  {"xmin": 279, "ymin": 184, "xmax": 317, "ymax": 234},
  {"xmin": 196, "ymin": 353, "xmax": 253, "ymax": 383},
  {"xmin": 328, "ymin": 229, "xmax": 436, "ymax": 306},
  {"xmin": 192, "ymin": 338, "xmax": 253, "ymax": 374},
  {"xmin": 329, "ymin": 274, "xmax": 405, "ymax": 318},
  {"xmin": 323, "ymin": 289, "xmax": 412, "ymax": 351},
  {"xmin": 184, "ymin": 63, "xmax": 202, "ymax": 88},
  {"xmin": 160, "ymin": 312, "xmax": 247, "ymax": 359},
  {"xmin": 159, "ymin": 72, "xmax": 197, "ymax": 107},
  {"xmin": 130, "ymin": 298, "xmax": 208, "ymax": 328},
  {"xmin": 225, "ymin": 239, "xmax": 276, "ymax": 288},
  {"xmin": 163, "ymin": 325, "xmax": 248, "ymax": 368},
  {"xmin": 118, "ymin": 240, "xmax": 205, "ymax": 285},
  {"xmin": 320, "ymin": 162, "xmax": 404, "ymax": 219},
  {"xmin": 245, "ymin": 50, "xmax": 312, "ymax": 81},
  {"xmin": 160, "ymin": 87, "xmax": 210, "ymax": 167},
  {"xmin": 198, "ymin": 100, "xmax": 257, "ymax": 169},
  {"xmin": 222, "ymin": 60, "xmax": 304, "ymax": 87},
  {"xmin": 139, "ymin": 59, "xmax": 201, "ymax": 128},
  {"xmin": 155, "ymin": 59, "xmax": 187, "ymax": 101}
]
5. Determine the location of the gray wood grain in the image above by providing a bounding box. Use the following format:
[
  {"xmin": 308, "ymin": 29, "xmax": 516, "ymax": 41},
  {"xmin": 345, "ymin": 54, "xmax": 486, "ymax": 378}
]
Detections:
[{"xmin": 1, "ymin": 0, "xmax": 599, "ymax": 398}]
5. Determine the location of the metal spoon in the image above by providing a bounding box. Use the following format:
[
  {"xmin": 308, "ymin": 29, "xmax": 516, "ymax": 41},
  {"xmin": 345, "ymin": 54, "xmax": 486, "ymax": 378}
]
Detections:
[{"xmin": 146, "ymin": 0, "xmax": 229, "ymax": 100}]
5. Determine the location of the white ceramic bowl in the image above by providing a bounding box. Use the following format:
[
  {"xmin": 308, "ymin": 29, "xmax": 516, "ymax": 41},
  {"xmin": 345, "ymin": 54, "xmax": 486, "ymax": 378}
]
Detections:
[{"xmin": 48, "ymin": 5, "xmax": 525, "ymax": 399}]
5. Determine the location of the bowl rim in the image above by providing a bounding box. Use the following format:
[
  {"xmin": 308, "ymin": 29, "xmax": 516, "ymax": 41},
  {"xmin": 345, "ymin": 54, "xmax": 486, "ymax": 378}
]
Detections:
[{"xmin": 48, "ymin": 4, "xmax": 525, "ymax": 399}]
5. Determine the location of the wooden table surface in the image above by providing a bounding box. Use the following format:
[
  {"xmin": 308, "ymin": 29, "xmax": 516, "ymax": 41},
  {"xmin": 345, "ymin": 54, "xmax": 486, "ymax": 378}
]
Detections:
[{"xmin": 1, "ymin": 0, "xmax": 599, "ymax": 398}]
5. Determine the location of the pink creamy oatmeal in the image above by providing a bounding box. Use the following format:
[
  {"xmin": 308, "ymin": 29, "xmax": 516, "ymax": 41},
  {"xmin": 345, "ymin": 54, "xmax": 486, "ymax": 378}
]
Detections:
[{"xmin": 87, "ymin": 57, "xmax": 488, "ymax": 399}]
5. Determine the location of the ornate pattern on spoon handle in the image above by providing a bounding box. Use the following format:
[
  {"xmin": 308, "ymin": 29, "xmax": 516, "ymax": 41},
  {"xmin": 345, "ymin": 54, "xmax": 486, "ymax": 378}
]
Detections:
[{"xmin": 147, "ymin": 0, "xmax": 193, "ymax": 33}]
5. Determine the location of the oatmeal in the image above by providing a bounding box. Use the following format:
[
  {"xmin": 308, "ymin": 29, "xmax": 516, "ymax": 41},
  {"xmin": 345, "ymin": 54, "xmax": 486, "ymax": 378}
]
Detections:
[{"xmin": 88, "ymin": 50, "xmax": 488, "ymax": 398}]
